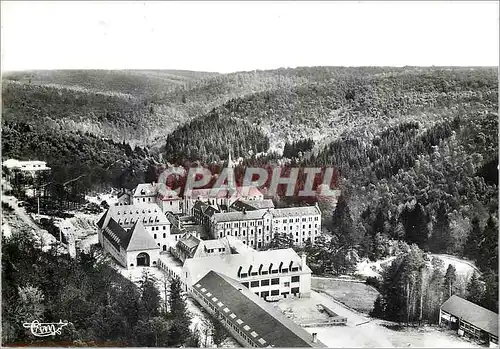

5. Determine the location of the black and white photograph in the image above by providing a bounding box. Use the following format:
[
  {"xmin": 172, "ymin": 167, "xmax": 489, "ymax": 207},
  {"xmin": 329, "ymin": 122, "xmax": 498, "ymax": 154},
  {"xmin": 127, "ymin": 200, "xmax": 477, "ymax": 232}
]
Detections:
[{"xmin": 1, "ymin": 1, "xmax": 498, "ymax": 348}]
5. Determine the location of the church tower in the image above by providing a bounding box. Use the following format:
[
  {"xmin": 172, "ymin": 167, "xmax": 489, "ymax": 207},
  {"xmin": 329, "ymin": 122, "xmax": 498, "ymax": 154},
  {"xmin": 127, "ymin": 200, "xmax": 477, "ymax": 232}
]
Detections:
[{"xmin": 227, "ymin": 149, "xmax": 236, "ymax": 190}]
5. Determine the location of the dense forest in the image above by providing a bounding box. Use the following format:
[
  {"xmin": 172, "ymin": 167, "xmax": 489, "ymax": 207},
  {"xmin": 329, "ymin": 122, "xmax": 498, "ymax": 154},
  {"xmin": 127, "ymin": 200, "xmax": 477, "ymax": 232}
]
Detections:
[
  {"xmin": 2, "ymin": 67, "xmax": 498, "ymax": 324},
  {"xmin": 1, "ymin": 229, "xmax": 199, "ymax": 346}
]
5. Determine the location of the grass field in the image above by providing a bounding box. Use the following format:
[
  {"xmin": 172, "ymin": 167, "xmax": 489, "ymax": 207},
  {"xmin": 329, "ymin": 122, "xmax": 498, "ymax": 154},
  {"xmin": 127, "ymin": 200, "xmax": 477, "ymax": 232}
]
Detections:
[{"xmin": 311, "ymin": 277, "xmax": 380, "ymax": 314}]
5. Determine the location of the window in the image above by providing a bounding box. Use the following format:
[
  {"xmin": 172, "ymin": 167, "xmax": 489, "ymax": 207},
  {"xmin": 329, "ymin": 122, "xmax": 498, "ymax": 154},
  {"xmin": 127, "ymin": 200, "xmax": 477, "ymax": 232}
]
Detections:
[
  {"xmin": 291, "ymin": 276, "xmax": 300, "ymax": 283},
  {"xmin": 242, "ymin": 282, "xmax": 249, "ymax": 288},
  {"xmin": 284, "ymin": 282, "xmax": 290, "ymax": 287},
  {"xmin": 163, "ymin": 233, "xmax": 166, "ymax": 238},
  {"xmin": 271, "ymin": 278, "xmax": 279, "ymax": 285},
  {"xmin": 241, "ymin": 273, "xmax": 248, "ymax": 278},
  {"xmin": 164, "ymin": 226, "xmax": 167, "ymax": 230},
  {"xmin": 154, "ymin": 234, "xmax": 157, "ymax": 239},
  {"xmin": 291, "ymin": 287, "xmax": 300, "ymax": 295},
  {"xmin": 271, "ymin": 290, "xmax": 279, "ymax": 296},
  {"xmin": 261, "ymin": 291, "xmax": 269, "ymax": 298},
  {"xmin": 250, "ymin": 281, "xmax": 259, "ymax": 288},
  {"xmin": 261, "ymin": 279, "xmax": 270, "ymax": 286}
]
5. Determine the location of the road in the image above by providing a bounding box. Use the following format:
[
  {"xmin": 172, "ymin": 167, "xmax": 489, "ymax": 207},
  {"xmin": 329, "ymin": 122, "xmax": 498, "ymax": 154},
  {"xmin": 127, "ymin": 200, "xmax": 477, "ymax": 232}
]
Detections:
[{"xmin": 2, "ymin": 195, "xmax": 39, "ymax": 230}]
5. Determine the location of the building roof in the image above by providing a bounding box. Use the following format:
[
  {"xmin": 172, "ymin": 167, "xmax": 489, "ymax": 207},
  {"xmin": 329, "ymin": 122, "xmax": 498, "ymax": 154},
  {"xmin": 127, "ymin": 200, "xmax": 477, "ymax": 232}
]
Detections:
[
  {"xmin": 96, "ymin": 211, "xmax": 107, "ymax": 229},
  {"xmin": 185, "ymin": 186, "xmax": 262, "ymax": 200},
  {"xmin": 212, "ymin": 209, "xmax": 270, "ymax": 223},
  {"xmin": 184, "ymin": 248, "xmax": 310, "ymax": 285},
  {"xmin": 133, "ymin": 183, "xmax": 158, "ymax": 197},
  {"xmin": 195, "ymin": 271, "xmax": 325, "ymax": 348},
  {"xmin": 271, "ymin": 205, "xmax": 321, "ymax": 218},
  {"xmin": 126, "ymin": 222, "xmax": 159, "ymax": 252},
  {"xmin": 231, "ymin": 199, "xmax": 275, "ymax": 212},
  {"xmin": 179, "ymin": 233, "xmax": 201, "ymax": 251},
  {"xmin": 102, "ymin": 217, "xmax": 131, "ymax": 250},
  {"xmin": 109, "ymin": 203, "xmax": 169, "ymax": 227},
  {"xmin": 441, "ymin": 295, "xmax": 498, "ymax": 336}
]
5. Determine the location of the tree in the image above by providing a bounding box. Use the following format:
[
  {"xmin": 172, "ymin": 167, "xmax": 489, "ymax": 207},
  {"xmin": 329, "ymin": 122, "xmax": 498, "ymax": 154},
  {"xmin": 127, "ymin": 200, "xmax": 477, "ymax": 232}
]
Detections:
[
  {"xmin": 429, "ymin": 202, "xmax": 452, "ymax": 253},
  {"xmin": 481, "ymin": 271, "xmax": 498, "ymax": 313},
  {"xmin": 330, "ymin": 194, "xmax": 357, "ymax": 247},
  {"xmin": 400, "ymin": 203, "xmax": 430, "ymax": 249},
  {"xmin": 443, "ymin": 264, "xmax": 458, "ymax": 299},
  {"xmin": 370, "ymin": 295, "xmax": 386, "ymax": 319},
  {"xmin": 167, "ymin": 277, "xmax": 192, "ymax": 347},
  {"xmin": 478, "ymin": 215, "xmax": 498, "ymax": 272},
  {"xmin": 138, "ymin": 270, "xmax": 161, "ymax": 319},
  {"xmin": 466, "ymin": 272, "xmax": 484, "ymax": 304},
  {"xmin": 463, "ymin": 217, "xmax": 482, "ymax": 261},
  {"xmin": 268, "ymin": 233, "xmax": 294, "ymax": 250}
]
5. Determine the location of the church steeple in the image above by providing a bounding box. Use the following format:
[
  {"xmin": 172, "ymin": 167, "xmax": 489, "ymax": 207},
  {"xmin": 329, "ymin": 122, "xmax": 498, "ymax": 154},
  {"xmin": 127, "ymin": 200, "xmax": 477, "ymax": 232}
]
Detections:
[
  {"xmin": 228, "ymin": 149, "xmax": 234, "ymax": 169},
  {"xmin": 227, "ymin": 149, "xmax": 235, "ymax": 189}
]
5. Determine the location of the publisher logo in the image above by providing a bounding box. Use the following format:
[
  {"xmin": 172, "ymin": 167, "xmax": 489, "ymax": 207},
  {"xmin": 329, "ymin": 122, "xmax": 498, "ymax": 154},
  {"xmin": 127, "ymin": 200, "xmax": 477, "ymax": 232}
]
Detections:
[{"xmin": 22, "ymin": 320, "xmax": 69, "ymax": 337}]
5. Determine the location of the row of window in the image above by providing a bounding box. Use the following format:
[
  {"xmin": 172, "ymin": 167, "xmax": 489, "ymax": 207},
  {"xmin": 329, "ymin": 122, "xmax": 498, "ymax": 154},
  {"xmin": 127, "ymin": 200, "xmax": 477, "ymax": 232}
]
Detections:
[
  {"xmin": 280, "ymin": 224, "xmax": 318, "ymax": 230},
  {"xmin": 117, "ymin": 208, "xmax": 159, "ymax": 215},
  {"xmin": 239, "ymin": 268, "xmax": 300, "ymax": 278},
  {"xmin": 192, "ymin": 289, "xmax": 261, "ymax": 348},
  {"xmin": 275, "ymin": 216, "xmax": 319, "ymax": 224},
  {"xmin": 153, "ymin": 233, "xmax": 167, "ymax": 239},
  {"xmin": 254, "ymin": 288, "xmax": 300, "ymax": 298},
  {"xmin": 151, "ymin": 226, "xmax": 167, "ymax": 231},
  {"xmin": 241, "ymin": 276, "xmax": 300, "ymax": 288}
]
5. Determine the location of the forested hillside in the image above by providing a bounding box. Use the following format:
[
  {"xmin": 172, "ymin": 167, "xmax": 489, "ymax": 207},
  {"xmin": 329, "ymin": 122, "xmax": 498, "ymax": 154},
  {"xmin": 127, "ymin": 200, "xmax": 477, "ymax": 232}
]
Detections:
[{"xmin": 2, "ymin": 67, "xmax": 498, "ymax": 277}]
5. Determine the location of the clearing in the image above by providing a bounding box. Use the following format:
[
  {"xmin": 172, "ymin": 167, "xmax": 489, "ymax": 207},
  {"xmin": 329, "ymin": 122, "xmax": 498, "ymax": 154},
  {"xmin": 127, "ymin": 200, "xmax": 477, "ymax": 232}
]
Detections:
[
  {"xmin": 311, "ymin": 277, "xmax": 380, "ymax": 314},
  {"xmin": 273, "ymin": 290, "xmax": 481, "ymax": 348}
]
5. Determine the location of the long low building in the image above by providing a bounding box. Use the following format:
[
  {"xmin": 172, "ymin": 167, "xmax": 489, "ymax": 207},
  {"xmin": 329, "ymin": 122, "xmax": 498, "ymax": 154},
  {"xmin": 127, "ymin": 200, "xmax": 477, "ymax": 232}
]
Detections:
[
  {"xmin": 191, "ymin": 271, "xmax": 325, "ymax": 348},
  {"xmin": 440, "ymin": 295, "xmax": 498, "ymax": 347}
]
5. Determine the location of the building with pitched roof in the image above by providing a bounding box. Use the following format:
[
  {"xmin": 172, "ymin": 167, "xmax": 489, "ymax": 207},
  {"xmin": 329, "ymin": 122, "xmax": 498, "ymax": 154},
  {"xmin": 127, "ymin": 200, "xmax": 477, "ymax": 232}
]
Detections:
[
  {"xmin": 183, "ymin": 248, "xmax": 312, "ymax": 300},
  {"xmin": 191, "ymin": 271, "xmax": 325, "ymax": 348},
  {"xmin": 171, "ymin": 233, "xmax": 232, "ymax": 263},
  {"xmin": 440, "ymin": 295, "xmax": 498, "ymax": 346},
  {"xmin": 97, "ymin": 203, "xmax": 172, "ymax": 256},
  {"xmin": 97, "ymin": 218, "xmax": 160, "ymax": 268}
]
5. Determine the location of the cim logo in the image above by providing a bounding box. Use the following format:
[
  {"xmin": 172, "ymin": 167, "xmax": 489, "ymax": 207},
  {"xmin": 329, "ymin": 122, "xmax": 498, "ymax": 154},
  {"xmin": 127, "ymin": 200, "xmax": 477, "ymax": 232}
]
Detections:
[{"xmin": 22, "ymin": 320, "xmax": 69, "ymax": 337}]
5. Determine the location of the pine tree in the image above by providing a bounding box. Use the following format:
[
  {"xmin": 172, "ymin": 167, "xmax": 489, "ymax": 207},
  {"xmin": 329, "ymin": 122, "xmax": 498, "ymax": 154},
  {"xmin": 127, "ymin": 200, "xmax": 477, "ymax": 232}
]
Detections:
[
  {"xmin": 463, "ymin": 217, "xmax": 482, "ymax": 261},
  {"xmin": 466, "ymin": 272, "xmax": 484, "ymax": 305},
  {"xmin": 481, "ymin": 272, "xmax": 498, "ymax": 313},
  {"xmin": 443, "ymin": 264, "xmax": 458, "ymax": 299},
  {"xmin": 478, "ymin": 215, "xmax": 498, "ymax": 272},
  {"xmin": 400, "ymin": 203, "xmax": 429, "ymax": 249},
  {"xmin": 370, "ymin": 295, "xmax": 386, "ymax": 319},
  {"xmin": 167, "ymin": 276, "xmax": 192, "ymax": 347},
  {"xmin": 138, "ymin": 270, "xmax": 161, "ymax": 319},
  {"xmin": 430, "ymin": 202, "xmax": 451, "ymax": 253}
]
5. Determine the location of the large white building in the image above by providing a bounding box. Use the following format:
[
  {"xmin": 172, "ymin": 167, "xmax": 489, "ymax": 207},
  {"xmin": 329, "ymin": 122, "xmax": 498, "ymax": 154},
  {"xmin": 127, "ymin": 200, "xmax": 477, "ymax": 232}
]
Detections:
[
  {"xmin": 182, "ymin": 248, "xmax": 312, "ymax": 300},
  {"xmin": 97, "ymin": 203, "xmax": 172, "ymax": 255},
  {"xmin": 193, "ymin": 201, "xmax": 322, "ymax": 249},
  {"xmin": 2, "ymin": 159, "xmax": 51, "ymax": 172},
  {"xmin": 97, "ymin": 218, "xmax": 160, "ymax": 268}
]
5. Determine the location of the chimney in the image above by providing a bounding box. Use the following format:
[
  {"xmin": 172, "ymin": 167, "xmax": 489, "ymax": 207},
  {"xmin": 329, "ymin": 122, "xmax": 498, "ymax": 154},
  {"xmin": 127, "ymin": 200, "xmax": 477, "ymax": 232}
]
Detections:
[
  {"xmin": 312, "ymin": 333, "xmax": 317, "ymax": 343},
  {"xmin": 301, "ymin": 252, "xmax": 307, "ymax": 268}
]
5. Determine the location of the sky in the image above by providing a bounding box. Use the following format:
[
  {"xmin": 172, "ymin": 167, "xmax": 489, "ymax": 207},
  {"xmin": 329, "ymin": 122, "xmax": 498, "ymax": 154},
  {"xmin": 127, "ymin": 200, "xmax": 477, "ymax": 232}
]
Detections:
[{"xmin": 1, "ymin": 1, "xmax": 498, "ymax": 73}]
